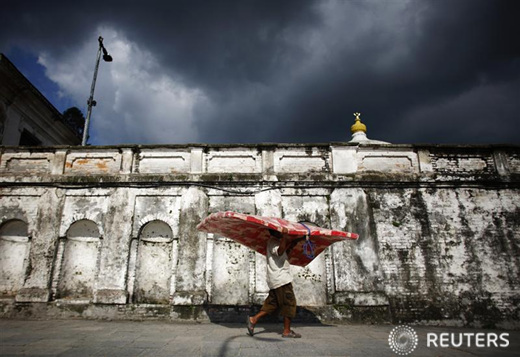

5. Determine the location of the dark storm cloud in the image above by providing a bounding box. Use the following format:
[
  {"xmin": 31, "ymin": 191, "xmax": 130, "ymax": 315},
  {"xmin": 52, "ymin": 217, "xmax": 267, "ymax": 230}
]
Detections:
[
  {"xmin": 2, "ymin": 0, "xmax": 318, "ymax": 88},
  {"xmin": 270, "ymin": 0, "xmax": 520, "ymax": 144},
  {"xmin": 2, "ymin": 0, "xmax": 519, "ymax": 145}
]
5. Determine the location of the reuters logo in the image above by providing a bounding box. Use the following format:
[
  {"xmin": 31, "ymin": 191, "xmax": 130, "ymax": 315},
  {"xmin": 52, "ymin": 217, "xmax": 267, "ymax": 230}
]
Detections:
[{"xmin": 388, "ymin": 325, "xmax": 418, "ymax": 355}]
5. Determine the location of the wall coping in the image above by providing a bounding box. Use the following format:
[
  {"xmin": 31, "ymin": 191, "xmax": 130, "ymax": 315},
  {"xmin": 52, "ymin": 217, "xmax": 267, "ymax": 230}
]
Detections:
[{"xmin": 1, "ymin": 142, "xmax": 519, "ymax": 151}]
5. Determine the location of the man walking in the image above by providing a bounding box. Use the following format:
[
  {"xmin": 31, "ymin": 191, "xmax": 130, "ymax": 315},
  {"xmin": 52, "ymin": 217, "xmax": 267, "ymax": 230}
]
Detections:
[{"xmin": 247, "ymin": 229, "xmax": 301, "ymax": 338}]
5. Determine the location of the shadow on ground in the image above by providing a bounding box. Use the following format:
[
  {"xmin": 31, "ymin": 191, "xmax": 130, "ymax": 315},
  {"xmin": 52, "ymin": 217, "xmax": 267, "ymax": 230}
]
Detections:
[
  {"xmin": 203, "ymin": 305, "xmax": 325, "ymax": 324},
  {"xmin": 202, "ymin": 305, "xmax": 334, "ymax": 357}
]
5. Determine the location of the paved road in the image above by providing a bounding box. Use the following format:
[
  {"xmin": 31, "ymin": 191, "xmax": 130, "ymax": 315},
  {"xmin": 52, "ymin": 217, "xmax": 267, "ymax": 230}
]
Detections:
[{"xmin": 1, "ymin": 319, "xmax": 519, "ymax": 356}]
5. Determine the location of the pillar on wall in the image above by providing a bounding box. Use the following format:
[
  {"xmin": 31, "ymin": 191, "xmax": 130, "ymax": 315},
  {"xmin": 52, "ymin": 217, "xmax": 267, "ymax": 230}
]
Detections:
[
  {"xmin": 93, "ymin": 188, "xmax": 134, "ymax": 304},
  {"xmin": 281, "ymin": 192, "xmax": 330, "ymax": 306},
  {"xmin": 172, "ymin": 186, "xmax": 209, "ymax": 305},
  {"xmin": 329, "ymin": 188, "xmax": 389, "ymax": 307},
  {"xmin": 16, "ymin": 189, "xmax": 64, "ymax": 302},
  {"xmin": 252, "ymin": 189, "xmax": 283, "ymax": 304},
  {"xmin": 204, "ymin": 191, "xmax": 256, "ymax": 306}
]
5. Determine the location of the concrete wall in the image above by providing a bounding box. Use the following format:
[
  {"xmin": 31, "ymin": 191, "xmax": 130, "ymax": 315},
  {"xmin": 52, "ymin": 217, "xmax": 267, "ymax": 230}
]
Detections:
[{"xmin": 0, "ymin": 143, "xmax": 519, "ymax": 327}]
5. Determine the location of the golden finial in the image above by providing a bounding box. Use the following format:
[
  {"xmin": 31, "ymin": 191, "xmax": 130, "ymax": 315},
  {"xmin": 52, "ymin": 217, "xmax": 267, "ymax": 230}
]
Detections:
[{"xmin": 351, "ymin": 112, "xmax": 367, "ymax": 134}]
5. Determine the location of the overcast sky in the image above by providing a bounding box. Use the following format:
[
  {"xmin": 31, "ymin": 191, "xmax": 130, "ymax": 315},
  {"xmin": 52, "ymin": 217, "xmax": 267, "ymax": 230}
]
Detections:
[{"xmin": 2, "ymin": 0, "xmax": 519, "ymax": 145}]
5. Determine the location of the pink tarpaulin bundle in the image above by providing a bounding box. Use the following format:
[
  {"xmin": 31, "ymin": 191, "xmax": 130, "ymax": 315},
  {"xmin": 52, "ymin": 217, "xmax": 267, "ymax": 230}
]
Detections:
[{"xmin": 196, "ymin": 211, "xmax": 358, "ymax": 267}]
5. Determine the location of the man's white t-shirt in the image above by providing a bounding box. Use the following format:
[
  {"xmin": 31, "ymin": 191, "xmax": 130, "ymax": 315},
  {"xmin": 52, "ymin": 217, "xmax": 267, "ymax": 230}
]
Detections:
[{"xmin": 266, "ymin": 237, "xmax": 292, "ymax": 290}]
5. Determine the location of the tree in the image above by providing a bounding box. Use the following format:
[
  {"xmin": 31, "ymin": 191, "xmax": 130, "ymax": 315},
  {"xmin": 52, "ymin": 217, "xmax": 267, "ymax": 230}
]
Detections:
[{"xmin": 62, "ymin": 107, "xmax": 85, "ymax": 137}]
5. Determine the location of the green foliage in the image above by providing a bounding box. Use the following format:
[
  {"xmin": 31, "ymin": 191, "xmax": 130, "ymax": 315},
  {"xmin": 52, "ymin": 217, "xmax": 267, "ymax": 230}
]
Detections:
[{"xmin": 62, "ymin": 107, "xmax": 85, "ymax": 137}]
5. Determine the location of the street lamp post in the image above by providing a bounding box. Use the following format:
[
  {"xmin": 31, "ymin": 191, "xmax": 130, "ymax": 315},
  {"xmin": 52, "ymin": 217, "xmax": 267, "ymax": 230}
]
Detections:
[{"xmin": 81, "ymin": 36, "xmax": 113, "ymax": 146}]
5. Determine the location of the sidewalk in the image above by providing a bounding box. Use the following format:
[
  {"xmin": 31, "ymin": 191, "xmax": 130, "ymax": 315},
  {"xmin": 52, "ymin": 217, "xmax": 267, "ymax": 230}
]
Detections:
[{"xmin": 1, "ymin": 319, "xmax": 519, "ymax": 357}]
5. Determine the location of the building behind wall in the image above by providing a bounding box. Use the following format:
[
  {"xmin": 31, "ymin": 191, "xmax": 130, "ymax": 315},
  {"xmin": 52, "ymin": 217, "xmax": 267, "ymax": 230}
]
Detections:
[
  {"xmin": 0, "ymin": 54, "xmax": 81, "ymax": 146},
  {"xmin": 1, "ymin": 115, "xmax": 519, "ymax": 327}
]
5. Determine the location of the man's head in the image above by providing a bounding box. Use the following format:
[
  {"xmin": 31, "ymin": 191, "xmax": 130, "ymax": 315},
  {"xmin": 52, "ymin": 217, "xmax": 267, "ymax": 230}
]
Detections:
[{"xmin": 268, "ymin": 229, "xmax": 283, "ymax": 239}]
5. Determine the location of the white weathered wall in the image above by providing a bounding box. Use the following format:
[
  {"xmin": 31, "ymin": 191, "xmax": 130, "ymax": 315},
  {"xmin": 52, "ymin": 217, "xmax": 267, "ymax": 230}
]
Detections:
[{"xmin": 0, "ymin": 143, "xmax": 518, "ymax": 327}]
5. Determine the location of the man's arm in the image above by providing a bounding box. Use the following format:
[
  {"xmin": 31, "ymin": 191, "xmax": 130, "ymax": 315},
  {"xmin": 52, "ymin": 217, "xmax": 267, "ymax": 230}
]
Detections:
[
  {"xmin": 286, "ymin": 237, "xmax": 305, "ymax": 255},
  {"xmin": 277, "ymin": 234, "xmax": 290, "ymax": 256},
  {"xmin": 277, "ymin": 235, "xmax": 307, "ymax": 256}
]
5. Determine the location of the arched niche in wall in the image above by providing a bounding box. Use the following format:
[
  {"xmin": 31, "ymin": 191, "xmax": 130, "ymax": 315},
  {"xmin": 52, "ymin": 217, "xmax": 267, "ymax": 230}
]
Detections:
[
  {"xmin": 0, "ymin": 219, "xmax": 31, "ymax": 297},
  {"xmin": 54, "ymin": 219, "xmax": 101, "ymax": 301},
  {"xmin": 130, "ymin": 220, "xmax": 174, "ymax": 304}
]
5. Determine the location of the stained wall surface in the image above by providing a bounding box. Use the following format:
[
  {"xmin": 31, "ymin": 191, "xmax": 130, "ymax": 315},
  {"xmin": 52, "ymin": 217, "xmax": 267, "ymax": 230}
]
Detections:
[{"xmin": 0, "ymin": 143, "xmax": 518, "ymax": 327}]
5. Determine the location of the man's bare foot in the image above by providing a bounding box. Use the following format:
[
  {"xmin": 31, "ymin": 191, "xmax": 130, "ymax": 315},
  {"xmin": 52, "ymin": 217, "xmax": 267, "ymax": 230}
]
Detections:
[
  {"xmin": 246, "ymin": 316, "xmax": 255, "ymax": 336},
  {"xmin": 282, "ymin": 330, "xmax": 302, "ymax": 338}
]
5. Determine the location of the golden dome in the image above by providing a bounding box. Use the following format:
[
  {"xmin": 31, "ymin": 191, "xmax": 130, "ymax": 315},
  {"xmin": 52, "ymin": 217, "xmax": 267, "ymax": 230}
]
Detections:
[{"xmin": 350, "ymin": 112, "xmax": 366, "ymax": 134}]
